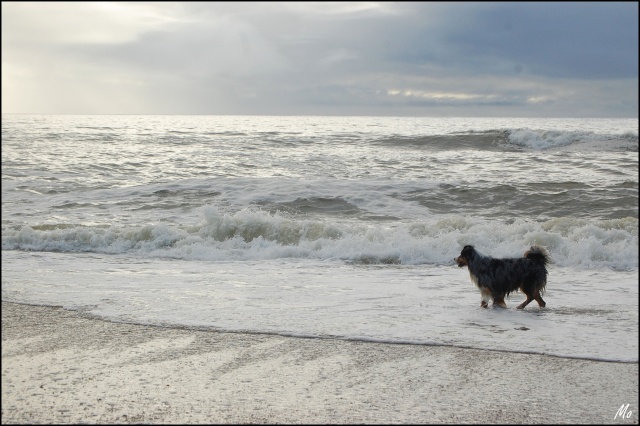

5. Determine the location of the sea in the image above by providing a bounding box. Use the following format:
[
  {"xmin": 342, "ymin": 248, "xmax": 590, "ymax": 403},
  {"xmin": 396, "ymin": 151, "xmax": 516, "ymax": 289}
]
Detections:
[{"xmin": 2, "ymin": 114, "xmax": 638, "ymax": 363}]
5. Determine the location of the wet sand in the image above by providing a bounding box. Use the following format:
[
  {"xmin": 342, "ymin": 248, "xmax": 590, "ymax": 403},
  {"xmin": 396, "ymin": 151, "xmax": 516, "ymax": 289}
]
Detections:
[{"xmin": 2, "ymin": 302, "xmax": 638, "ymax": 424}]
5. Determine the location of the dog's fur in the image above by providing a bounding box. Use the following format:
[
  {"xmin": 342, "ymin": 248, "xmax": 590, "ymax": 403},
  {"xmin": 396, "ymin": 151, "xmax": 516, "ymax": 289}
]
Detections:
[{"xmin": 455, "ymin": 245, "xmax": 549, "ymax": 309}]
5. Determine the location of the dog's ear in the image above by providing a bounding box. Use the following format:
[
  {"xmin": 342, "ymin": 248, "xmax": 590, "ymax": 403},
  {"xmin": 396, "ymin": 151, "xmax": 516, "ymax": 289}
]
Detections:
[{"xmin": 461, "ymin": 245, "xmax": 475, "ymax": 257}]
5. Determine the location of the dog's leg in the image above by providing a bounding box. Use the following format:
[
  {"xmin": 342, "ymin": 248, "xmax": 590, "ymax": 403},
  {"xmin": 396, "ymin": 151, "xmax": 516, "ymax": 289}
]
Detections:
[
  {"xmin": 493, "ymin": 296, "xmax": 507, "ymax": 309},
  {"xmin": 534, "ymin": 291, "xmax": 546, "ymax": 308},
  {"xmin": 517, "ymin": 294, "xmax": 534, "ymax": 309},
  {"xmin": 479, "ymin": 288, "xmax": 491, "ymax": 308}
]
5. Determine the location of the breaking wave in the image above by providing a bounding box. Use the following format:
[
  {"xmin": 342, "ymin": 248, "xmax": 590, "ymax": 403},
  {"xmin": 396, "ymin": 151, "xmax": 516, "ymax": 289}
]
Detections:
[
  {"xmin": 3, "ymin": 206, "xmax": 637, "ymax": 270},
  {"xmin": 368, "ymin": 129, "xmax": 638, "ymax": 152},
  {"xmin": 504, "ymin": 128, "xmax": 638, "ymax": 151}
]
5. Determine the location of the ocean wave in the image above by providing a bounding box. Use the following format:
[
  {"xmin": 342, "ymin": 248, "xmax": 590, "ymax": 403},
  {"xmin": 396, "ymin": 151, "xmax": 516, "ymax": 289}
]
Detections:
[
  {"xmin": 3, "ymin": 206, "xmax": 637, "ymax": 270},
  {"xmin": 504, "ymin": 128, "xmax": 638, "ymax": 151},
  {"xmin": 368, "ymin": 129, "xmax": 638, "ymax": 152}
]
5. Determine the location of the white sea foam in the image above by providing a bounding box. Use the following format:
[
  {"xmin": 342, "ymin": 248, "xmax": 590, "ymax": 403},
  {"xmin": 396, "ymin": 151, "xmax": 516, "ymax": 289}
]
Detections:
[
  {"xmin": 3, "ymin": 206, "xmax": 637, "ymax": 270},
  {"xmin": 2, "ymin": 251, "xmax": 637, "ymax": 362}
]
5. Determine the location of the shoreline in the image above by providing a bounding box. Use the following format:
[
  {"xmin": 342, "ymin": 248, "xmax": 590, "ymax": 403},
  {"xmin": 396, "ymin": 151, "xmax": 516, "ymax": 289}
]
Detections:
[
  {"xmin": 5, "ymin": 300, "xmax": 636, "ymax": 365},
  {"xmin": 2, "ymin": 301, "xmax": 638, "ymax": 424}
]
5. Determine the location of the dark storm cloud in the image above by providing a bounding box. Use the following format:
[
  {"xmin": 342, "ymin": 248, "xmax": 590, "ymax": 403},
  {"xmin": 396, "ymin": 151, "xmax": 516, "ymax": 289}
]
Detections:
[
  {"xmin": 332, "ymin": 2, "xmax": 638, "ymax": 79},
  {"xmin": 432, "ymin": 2, "xmax": 638, "ymax": 79}
]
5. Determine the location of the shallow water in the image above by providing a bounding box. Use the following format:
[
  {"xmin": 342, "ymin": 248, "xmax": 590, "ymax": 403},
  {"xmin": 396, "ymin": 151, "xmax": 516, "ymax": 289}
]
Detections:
[{"xmin": 2, "ymin": 251, "xmax": 637, "ymax": 362}]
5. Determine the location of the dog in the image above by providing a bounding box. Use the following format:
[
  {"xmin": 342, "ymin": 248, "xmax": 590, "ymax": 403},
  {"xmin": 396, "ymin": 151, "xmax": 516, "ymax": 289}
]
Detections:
[{"xmin": 455, "ymin": 245, "xmax": 549, "ymax": 309}]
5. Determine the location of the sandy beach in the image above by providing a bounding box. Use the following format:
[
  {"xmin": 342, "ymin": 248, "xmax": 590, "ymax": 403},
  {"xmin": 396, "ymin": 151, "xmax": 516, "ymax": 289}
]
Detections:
[{"xmin": 1, "ymin": 302, "xmax": 638, "ymax": 424}]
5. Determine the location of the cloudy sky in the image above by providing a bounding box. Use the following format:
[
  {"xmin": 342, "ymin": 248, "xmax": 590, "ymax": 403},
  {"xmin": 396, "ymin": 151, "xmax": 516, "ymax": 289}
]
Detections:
[{"xmin": 2, "ymin": 2, "xmax": 638, "ymax": 117}]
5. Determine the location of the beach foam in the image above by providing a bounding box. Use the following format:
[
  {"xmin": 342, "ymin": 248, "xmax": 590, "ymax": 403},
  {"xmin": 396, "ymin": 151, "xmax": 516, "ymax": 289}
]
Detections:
[{"xmin": 2, "ymin": 251, "xmax": 637, "ymax": 362}]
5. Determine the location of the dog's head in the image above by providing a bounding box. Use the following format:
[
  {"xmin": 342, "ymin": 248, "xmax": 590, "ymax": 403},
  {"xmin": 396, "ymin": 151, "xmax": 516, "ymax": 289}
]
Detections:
[{"xmin": 455, "ymin": 245, "xmax": 475, "ymax": 267}]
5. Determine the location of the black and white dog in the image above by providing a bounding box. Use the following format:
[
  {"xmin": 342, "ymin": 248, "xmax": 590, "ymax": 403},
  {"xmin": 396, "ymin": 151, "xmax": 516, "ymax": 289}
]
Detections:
[{"xmin": 455, "ymin": 245, "xmax": 550, "ymax": 309}]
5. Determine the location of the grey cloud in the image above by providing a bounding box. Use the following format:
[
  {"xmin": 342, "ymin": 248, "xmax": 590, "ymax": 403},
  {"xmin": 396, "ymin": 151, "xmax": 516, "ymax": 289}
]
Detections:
[
  {"xmin": 439, "ymin": 2, "xmax": 639, "ymax": 79},
  {"xmin": 348, "ymin": 2, "xmax": 638, "ymax": 80},
  {"xmin": 2, "ymin": 2, "xmax": 637, "ymax": 116}
]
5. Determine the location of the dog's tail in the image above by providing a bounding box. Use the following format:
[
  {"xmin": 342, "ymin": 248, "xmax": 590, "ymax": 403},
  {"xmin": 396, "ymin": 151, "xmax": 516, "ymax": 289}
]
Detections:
[{"xmin": 524, "ymin": 246, "xmax": 550, "ymax": 266}]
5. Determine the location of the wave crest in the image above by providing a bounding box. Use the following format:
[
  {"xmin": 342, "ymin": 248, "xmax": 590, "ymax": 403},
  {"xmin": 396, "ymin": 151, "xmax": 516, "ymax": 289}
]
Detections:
[
  {"xmin": 505, "ymin": 128, "xmax": 638, "ymax": 150},
  {"xmin": 2, "ymin": 206, "xmax": 637, "ymax": 270}
]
